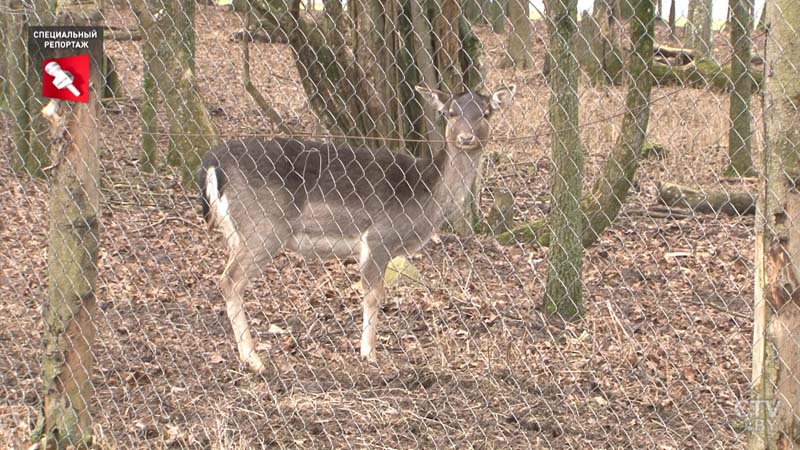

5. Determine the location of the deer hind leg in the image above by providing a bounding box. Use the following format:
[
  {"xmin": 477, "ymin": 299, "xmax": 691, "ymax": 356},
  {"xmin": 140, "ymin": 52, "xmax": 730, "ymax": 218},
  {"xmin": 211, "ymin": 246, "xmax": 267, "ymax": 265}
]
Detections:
[
  {"xmin": 220, "ymin": 254, "xmax": 266, "ymax": 374},
  {"xmin": 359, "ymin": 238, "xmax": 389, "ymax": 362}
]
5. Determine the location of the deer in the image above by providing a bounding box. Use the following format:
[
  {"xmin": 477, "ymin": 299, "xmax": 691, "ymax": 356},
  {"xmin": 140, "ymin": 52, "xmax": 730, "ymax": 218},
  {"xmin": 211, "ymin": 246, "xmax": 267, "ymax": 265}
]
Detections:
[{"xmin": 199, "ymin": 85, "xmax": 516, "ymax": 373}]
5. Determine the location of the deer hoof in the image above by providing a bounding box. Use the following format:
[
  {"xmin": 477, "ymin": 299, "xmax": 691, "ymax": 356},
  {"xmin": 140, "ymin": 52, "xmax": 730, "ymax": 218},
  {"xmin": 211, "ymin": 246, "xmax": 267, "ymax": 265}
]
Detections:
[
  {"xmin": 360, "ymin": 347, "xmax": 378, "ymax": 363},
  {"xmin": 245, "ymin": 356, "xmax": 267, "ymax": 374}
]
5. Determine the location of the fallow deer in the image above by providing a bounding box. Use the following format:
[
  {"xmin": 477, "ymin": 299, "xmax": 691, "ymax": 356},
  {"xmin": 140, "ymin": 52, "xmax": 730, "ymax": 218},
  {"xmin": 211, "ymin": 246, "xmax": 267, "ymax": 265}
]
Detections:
[{"xmin": 199, "ymin": 85, "xmax": 516, "ymax": 373}]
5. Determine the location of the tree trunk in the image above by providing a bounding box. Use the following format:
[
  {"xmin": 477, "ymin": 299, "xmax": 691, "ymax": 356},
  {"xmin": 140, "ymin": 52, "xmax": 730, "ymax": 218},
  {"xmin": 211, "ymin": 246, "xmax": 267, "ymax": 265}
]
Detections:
[
  {"xmin": 725, "ymin": 0, "xmax": 756, "ymax": 177},
  {"xmin": 135, "ymin": 1, "xmax": 159, "ymax": 173},
  {"xmin": 25, "ymin": 0, "xmax": 57, "ymax": 177},
  {"xmin": 498, "ymin": 0, "xmax": 654, "ymax": 249},
  {"xmin": 0, "ymin": 0, "xmax": 7, "ymax": 101},
  {"xmin": 463, "ymin": 0, "xmax": 484, "ymax": 24},
  {"xmin": 137, "ymin": 0, "xmax": 218, "ymax": 186},
  {"xmin": 749, "ymin": 3, "xmax": 800, "ymax": 448},
  {"xmin": 139, "ymin": 49, "xmax": 158, "ymax": 173},
  {"xmin": 687, "ymin": 0, "xmax": 713, "ymax": 56},
  {"xmin": 409, "ymin": 0, "xmax": 443, "ymax": 156},
  {"xmin": 30, "ymin": 7, "xmax": 102, "ymax": 448},
  {"xmin": 502, "ymin": 0, "xmax": 534, "ymax": 69},
  {"xmin": 490, "ymin": 0, "xmax": 506, "ymax": 33},
  {"xmin": 577, "ymin": 0, "xmax": 624, "ymax": 85},
  {"xmin": 162, "ymin": 0, "xmax": 219, "ymax": 186},
  {"xmin": 7, "ymin": 0, "xmax": 32, "ymax": 174},
  {"xmin": 580, "ymin": 0, "xmax": 654, "ymax": 246},
  {"xmin": 668, "ymin": 0, "xmax": 676, "ymax": 38},
  {"xmin": 544, "ymin": 0, "xmax": 584, "ymax": 320}
]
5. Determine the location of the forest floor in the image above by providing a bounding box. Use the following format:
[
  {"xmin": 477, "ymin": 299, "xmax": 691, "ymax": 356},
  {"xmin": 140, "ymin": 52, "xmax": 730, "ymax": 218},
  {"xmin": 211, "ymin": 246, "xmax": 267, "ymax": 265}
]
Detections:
[{"xmin": 1, "ymin": 5, "xmax": 758, "ymax": 449}]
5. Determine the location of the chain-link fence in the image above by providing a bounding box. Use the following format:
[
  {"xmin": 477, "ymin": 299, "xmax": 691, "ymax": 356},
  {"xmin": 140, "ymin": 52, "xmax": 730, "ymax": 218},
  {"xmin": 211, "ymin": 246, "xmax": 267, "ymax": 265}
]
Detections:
[{"xmin": 0, "ymin": 0, "xmax": 778, "ymax": 448}]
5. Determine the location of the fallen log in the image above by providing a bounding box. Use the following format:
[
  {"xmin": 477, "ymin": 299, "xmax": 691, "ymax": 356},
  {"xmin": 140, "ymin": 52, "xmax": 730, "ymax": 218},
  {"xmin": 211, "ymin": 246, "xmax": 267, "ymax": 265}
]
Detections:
[
  {"xmin": 653, "ymin": 44, "xmax": 694, "ymax": 65},
  {"xmin": 658, "ymin": 181, "xmax": 756, "ymax": 216},
  {"xmin": 104, "ymin": 26, "xmax": 141, "ymax": 41},
  {"xmin": 651, "ymin": 58, "xmax": 763, "ymax": 93}
]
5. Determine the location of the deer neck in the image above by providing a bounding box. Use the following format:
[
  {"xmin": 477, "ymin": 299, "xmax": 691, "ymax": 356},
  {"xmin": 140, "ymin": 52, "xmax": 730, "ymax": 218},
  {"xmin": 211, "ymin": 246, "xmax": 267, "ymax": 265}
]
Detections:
[{"xmin": 427, "ymin": 143, "xmax": 482, "ymax": 219}]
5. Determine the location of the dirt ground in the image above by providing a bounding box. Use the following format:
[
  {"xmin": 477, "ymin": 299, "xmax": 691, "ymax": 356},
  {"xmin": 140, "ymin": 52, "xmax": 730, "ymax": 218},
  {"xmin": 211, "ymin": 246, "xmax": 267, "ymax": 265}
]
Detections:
[{"xmin": 1, "ymin": 5, "xmax": 758, "ymax": 449}]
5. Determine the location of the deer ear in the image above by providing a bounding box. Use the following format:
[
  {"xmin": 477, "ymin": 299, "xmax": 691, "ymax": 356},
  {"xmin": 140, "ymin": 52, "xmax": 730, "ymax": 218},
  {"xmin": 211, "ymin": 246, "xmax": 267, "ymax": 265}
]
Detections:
[
  {"xmin": 490, "ymin": 84, "xmax": 516, "ymax": 111},
  {"xmin": 415, "ymin": 86, "xmax": 449, "ymax": 113}
]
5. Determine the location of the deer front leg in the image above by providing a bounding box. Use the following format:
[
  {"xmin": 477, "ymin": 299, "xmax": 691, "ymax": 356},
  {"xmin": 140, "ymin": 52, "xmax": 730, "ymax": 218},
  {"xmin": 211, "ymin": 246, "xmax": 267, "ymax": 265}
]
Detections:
[
  {"xmin": 221, "ymin": 258, "xmax": 266, "ymax": 374},
  {"xmin": 360, "ymin": 278, "xmax": 385, "ymax": 362},
  {"xmin": 359, "ymin": 241, "xmax": 388, "ymax": 362}
]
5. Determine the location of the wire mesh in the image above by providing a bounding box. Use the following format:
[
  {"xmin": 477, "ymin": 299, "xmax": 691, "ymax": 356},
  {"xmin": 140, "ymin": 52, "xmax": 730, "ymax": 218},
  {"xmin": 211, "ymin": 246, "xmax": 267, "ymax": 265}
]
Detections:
[{"xmin": 0, "ymin": 0, "xmax": 769, "ymax": 448}]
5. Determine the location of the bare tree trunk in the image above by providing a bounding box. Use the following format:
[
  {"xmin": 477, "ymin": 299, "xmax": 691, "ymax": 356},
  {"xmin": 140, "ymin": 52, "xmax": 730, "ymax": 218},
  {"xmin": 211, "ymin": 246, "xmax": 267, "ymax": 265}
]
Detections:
[
  {"xmin": 351, "ymin": 0, "xmax": 401, "ymax": 148},
  {"xmin": 502, "ymin": 0, "xmax": 534, "ymax": 69},
  {"xmin": 581, "ymin": 0, "xmax": 654, "ymax": 247},
  {"xmin": 30, "ymin": 6, "xmax": 102, "ymax": 448},
  {"xmin": 725, "ymin": 0, "xmax": 757, "ymax": 177},
  {"xmin": 749, "ymin": 3, "xmax": 800, "ymax": 448},
  {"xmin": 668, "ymin": 0, "xmax": 676, "ymax": 39},
  {"xmin": 0, "ymin": 0, "xmax": 7, "ymax": 100},
  {"xmin": 7, "ymin": 0, "xmax": 31, "ymax": 173},
  {"xmin": 136, "ymin": 0, "xmax": 219, "ymax": 184},
  {"xmin": 497, "ymin": 0, "xmax": 654, "ymax": 249},
  {"xmin": 134, "ymin": 1, "xmax": 159, "ymax": 173},
  {"xmin": 161, "ymin": 0, "xmax": 219, "ymax": 185},
  {"xmin": 26, "ymin": 0, "xmax": 57, "ymax": 177},
  {"xmin": 139, "ymin": 51, "xmax": 158, "ymax": 173},
  {"xmin": 544, "ymin": 0, "xmax": 584, "ymax": 320},
  {"xmin": 490, "ymin": 0, "xmax": 506, "ymax": 33},
  {"xmin": 687, "ymin": 0, "xmax": 713, "ymax": 56},
  {"xmin": 578, "ymin": 0, "xmax": 624, "ymax": 85},
  {"xmin": 410, "ymin": 0, "xmax": 443, "ymax": 157}
]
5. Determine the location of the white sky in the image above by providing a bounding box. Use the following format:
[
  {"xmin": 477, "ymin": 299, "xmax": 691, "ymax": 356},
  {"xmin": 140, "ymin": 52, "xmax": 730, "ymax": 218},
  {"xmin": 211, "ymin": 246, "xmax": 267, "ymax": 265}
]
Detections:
[{"xmin": 530, "ymin": 0, "xmax": 766, "ymax": 22}]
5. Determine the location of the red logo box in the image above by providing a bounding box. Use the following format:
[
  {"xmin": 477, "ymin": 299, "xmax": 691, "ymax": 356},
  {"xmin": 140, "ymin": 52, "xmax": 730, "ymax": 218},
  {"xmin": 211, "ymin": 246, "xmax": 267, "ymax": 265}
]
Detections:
[{"xmin": 42, "ymin": 54, "xmax": 90, "ymax": 103}]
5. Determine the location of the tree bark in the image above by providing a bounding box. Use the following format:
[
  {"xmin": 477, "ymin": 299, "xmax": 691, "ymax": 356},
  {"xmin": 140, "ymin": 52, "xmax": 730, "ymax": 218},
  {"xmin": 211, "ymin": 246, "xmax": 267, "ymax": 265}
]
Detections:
[
  {"xmin": 7, "ymin": 0, "xmax": 32, "ymax": 174},
  {"xmin": 544, "ymin": 0, "xmax": 584, "ymax": 320},
  {"xmin": 725, "ymin": 0, "xmax": 756, "ymax": 177},
  {"xmin": 498, "ymin": 0, "xmax": 654, "ymax": 249},
  {"xmin": 0, "ymin": 0, "xmax": 7, "ymax": 100},
  {"xmin": 577, "ymin": 0, "xmax": 624, "ymax": 85},
  {"xmin": 132, "ymin": 0, "xmax": 160, "ymax": 173},
  {"xmin": 668, "ymin": 0, "xmax": 676, "ymax": 39},
  {"xmin": 135, "ymin": 0, "xmax": 219, "ymax": 185},
  {"xmin": 490, "ymin": 0, "xmax": 506, "ymax": 33},
  {"xmin": 749, "ymin": 2, "xmax": 800, "ymax": 448},
  {"xmin": 30, "ymin": 6, "xmax": 102, "ymax": 448},
  {"xmin": 580, "ymin": 0, "xmax": 654, "ymax": 246},
  {"xmin": 687, "ymin": 0, "xmax": 713, "ymax": 56},
  {"xmin": 26, "ymin": 0, "xmax": 58, "ymax": 177},
  {"xmin": 409, "ymin": 0, "xmax": 443, "ymax": 157},
  {"xmin": 161, "ymin": 0, "xmax": 219, "ymax": 186},
  {"xmin": 502, "ymin": 0, "xmax": 534, "ymax": 69},
  {"xmin": 658, "ymin": 181, "xmax": 755, "ymax": 215}
]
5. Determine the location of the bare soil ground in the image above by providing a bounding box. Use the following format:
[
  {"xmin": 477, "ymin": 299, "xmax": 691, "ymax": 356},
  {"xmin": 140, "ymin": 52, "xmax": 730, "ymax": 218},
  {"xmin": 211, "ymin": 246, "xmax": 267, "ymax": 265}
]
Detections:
[{"xmin": 1, "ymin": 6, "xmax": 757, "ymax": 449}]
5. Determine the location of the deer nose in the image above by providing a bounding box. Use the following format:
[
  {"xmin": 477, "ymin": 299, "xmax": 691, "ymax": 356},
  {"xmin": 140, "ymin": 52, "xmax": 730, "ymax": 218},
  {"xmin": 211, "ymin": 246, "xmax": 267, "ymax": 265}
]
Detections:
[{"xmin": 458, "ymin": 134, "xmax": 476, "ymax": 146}]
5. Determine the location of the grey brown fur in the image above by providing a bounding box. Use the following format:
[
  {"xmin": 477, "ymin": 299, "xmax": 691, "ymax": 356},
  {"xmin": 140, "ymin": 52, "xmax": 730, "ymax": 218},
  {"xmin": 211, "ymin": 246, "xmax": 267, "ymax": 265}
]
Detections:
[{"xmin": 200, "ymin": 85, "xmax": 515, "ymax": 373}]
